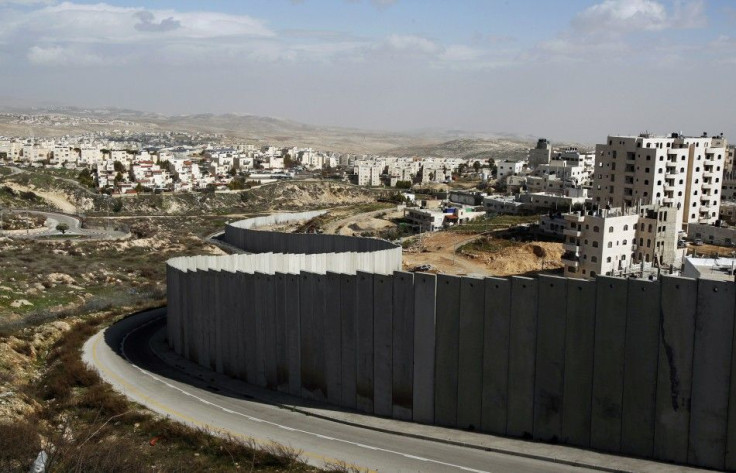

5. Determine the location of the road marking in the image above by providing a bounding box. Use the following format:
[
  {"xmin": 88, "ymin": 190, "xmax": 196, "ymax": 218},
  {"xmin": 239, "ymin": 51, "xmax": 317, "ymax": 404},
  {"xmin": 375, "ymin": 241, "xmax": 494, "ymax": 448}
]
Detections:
[
  {"xmin": 92, "ymin": 321, "xmax": 376, "ymax": 473},
  {"xmin": 92, "ymin": 314, "xmax": 495, "ymax": 473}
]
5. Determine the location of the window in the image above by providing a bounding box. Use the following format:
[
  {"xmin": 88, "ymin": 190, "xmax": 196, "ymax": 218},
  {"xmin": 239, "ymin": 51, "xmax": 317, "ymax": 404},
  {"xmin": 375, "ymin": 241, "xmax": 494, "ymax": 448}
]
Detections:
[
  {"xmin": 593, "ymin": 241, "xmax": 599, "ymax": 248},
  {"xmin": 593, "ymin": 226, "xmax": 599, "ymax": 232},
  {"xmin": 590, "ymin": 271, "xmax": 597, "ymax": 277},
  {"xmin": 623, "ymin": 239, "xmax": 627, "ymax": 245},
  {"xmin": 591, "ymin": 256, "xmax": 598, "ymax": 262},
  {"xmin": 607, "ymin": 257, "xmax": 612, "ymax": 262},
  {"xmin": 609, "ymin": 226, "xmax": 614, "ymax": 233},
  {"xmin": 623, "ymin": 225, "xmax": 628, "ymax": 231},
  {"xmin": 607, "ymin": 242, "xmax": 613, "ymax": 248}
]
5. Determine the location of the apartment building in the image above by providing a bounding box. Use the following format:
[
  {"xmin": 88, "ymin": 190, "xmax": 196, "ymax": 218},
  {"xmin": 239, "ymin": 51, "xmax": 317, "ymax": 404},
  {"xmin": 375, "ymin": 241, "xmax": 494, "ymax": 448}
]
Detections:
[
  {"xmin": 591, "ymin": 132, "xmax": 726, "ymax": 227},
  {"xmin": 562, "ymin": 205, "xmax": 680, "ymax": 279},
  {"xmin": 357, "ymin": 165, "xmax": 381, "ymax": 186}
]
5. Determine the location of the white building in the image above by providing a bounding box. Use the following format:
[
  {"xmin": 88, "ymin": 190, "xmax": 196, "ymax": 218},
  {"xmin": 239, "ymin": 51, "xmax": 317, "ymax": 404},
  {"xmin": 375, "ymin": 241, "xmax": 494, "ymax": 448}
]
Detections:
[
  {"xmin": 562, "ymin": 205, "xmax": 680, "ymax": 279},
  {"xmin": 357, "ymin": 165, "xmax": 381, "ymax": 186},
  {"xmin": 591, "ymin": 132, "xmax": 727, "ymax": 228},
  {"xmin": 405, "ymin": 208, "xmax": 446, "ymax": 232},
  {"xmin": 497, "ymin": 159, "xmax": 526, "ymax": 179}
]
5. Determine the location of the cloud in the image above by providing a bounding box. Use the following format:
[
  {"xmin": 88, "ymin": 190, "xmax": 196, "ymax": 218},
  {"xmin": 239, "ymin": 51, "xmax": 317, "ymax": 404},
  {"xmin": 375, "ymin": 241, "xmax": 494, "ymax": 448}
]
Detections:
[
  {"xmin": 27, "ymin": 45, "xmax": 114, "ymax": 66},
  {"xmin": 572, "ymin": 0, "xmax": 705, "ymax": 34},
  {"xmin": 133, "ymin": 11, "xmax": 181, "ymax": 33},
  {"xmin": 0, "ymin": 0, "xmax": 56, "ymax": 5},
  {"xmin": 384, "ymin": 34, "xmax": 440, "ymax": 54},
  {"xmin": 3, "ymin": 2, "xmax": 275, "ymax": 44},
  {"xmin": 534, "ymin": 0, "xmax": 707, "ymax": 64}
]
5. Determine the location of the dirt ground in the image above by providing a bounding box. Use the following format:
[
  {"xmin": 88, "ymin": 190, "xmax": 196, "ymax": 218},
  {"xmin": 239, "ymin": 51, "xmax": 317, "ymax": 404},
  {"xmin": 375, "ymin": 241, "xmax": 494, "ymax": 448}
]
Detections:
[
  {"xmin": 402, "ymin": 231, "xmax": 564, "ymax": 277},
  {"xmin": 687, "ymin": 243, "xmax": 736, "ymax": 258},
  {"xmin": 3, "ymin": 181, "xmax": 77, "ymax": 213}
]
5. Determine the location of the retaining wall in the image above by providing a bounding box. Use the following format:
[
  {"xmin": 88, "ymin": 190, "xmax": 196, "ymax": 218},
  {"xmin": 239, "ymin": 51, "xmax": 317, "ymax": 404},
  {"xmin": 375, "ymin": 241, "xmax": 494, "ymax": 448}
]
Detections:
[{"xmin": 167, "ymin": 212, "xmax": 736, "ymax": 471}]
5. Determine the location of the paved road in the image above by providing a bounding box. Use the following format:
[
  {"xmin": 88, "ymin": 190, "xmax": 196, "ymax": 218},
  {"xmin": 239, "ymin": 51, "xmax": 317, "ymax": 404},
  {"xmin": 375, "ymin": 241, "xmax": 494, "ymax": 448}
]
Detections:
[
  {"xmin": 0, "ymin": 209, "xmax": 128, "ymax": 239},
  {"xmin": 84, "ymin": 309, "xmax": 599, "ymax": 473}
]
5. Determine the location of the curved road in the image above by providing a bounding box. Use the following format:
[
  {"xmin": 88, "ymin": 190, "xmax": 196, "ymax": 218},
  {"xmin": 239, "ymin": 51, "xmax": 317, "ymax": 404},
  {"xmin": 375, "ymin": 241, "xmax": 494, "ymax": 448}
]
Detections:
[
  {"xmin": 0, "ymin": 209, "xmax": 127, "ymax": 239},
  {"xmin": 84, "ymin": 309, "xmax": 600, "ymax": 473}
]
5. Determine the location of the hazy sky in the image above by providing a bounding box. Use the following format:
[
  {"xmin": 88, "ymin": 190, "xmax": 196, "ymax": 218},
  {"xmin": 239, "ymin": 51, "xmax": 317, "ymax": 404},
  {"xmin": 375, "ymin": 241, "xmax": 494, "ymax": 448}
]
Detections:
[{"xmin": 1, "ymin": 0, "xmax": 735, "ymax": 142}]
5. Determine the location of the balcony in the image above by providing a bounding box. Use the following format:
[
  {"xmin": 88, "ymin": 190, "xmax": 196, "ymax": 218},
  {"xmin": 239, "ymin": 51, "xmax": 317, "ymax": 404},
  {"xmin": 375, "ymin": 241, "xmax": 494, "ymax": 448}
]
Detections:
[
  {"xmin": 563, "ymin": 242, "xmax": 579, "ymax": 253},
  {"xmin": 702, "ymin": 182, "xmax": 714, "ymax": 190},
  {"xmin": 561, "ymin": 253, "xmax": 580, "ymax": 267},
  {"xmin": 699, "ymin": 217, "xmax": 711, "ymax": 224},
  {"xmin": 665, "ymin": 166, "xmax": 679, "ymax": 175},
  {"xmin": 663, "ymin": 183, "xmax": 675, "ymax": 192},
  {"xmin": 563, "ymin": 228, "xmax": 582, "ymax": 238},
  {"xmin": 703, "ymin": 169, "xmax": 716, "ymax": 178},
  {"xmin": 564, "ymin": 213, "xmax": 585, "ymax": 223}
]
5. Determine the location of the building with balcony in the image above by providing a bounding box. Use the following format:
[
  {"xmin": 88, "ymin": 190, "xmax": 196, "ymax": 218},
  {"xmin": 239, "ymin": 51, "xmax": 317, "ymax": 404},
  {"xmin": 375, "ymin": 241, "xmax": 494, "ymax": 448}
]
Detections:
[
  {"xmin": 591, "ymin": 132, "xmax": 726, "ymax": 227},
  {"xmin": 562, "ymin": 205, "xmax": 681, "ymax": 279}
]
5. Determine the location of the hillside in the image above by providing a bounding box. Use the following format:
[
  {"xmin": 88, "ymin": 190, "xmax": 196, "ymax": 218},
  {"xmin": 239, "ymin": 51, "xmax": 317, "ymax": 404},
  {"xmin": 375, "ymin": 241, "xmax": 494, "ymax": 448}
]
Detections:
[
  {"xmin": 0, "ymin": 168, "xmax": 378, "ymax": 216},
  {"xmin": 385, "ymin": 138, "xmax": 532, "ymax": 161},
  {"xmin": 0, "ymin": 107, "xmax": 439, "ymax": 154}
]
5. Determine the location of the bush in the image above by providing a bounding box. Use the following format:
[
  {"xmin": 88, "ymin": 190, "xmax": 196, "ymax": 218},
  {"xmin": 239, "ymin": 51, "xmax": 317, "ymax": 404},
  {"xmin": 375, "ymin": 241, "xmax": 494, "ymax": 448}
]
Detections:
[
  {"xmin": 20, "ymin": 190, "xmax": 39, "ymax": 201},
  {"xmin": 0, "ymin": 419, "xmax": 42, "ymax": 472}
]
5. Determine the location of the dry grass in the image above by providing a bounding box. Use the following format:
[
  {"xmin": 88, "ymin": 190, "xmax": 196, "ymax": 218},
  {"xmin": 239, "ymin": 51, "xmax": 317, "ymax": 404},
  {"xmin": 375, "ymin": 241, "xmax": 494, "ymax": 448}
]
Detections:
[{"xmin": 1, "ymin": 311, "xmax": 324, "ymax": 473}]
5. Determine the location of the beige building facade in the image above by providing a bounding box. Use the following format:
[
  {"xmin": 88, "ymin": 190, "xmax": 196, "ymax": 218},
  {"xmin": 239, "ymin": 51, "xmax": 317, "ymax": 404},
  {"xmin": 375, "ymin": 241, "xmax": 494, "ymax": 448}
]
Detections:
[{"xmin": 591, "ymin": 133, "xmax": 726, "ymax": 228}]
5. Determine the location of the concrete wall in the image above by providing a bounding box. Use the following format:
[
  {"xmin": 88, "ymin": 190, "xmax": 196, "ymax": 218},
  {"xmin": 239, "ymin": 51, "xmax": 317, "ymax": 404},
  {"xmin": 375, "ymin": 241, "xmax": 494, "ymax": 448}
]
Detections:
[{"xmin": 166, "ymin": 212, "xmax": 736, "ymax": 471}]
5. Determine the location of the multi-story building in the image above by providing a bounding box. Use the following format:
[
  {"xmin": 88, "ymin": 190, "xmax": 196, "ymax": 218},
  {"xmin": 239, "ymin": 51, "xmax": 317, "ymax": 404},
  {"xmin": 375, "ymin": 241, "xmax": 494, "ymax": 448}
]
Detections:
[
  {"xmin": 591, "ymin": 132, "xmax": 726, "ymax": 227},
  {"xmin": 562, "ymin": 205, "xmax": 680, "ymax": 279},
  {"xmin": 529, "ymin": 138, "xmax": 552, "ymax": 167},
  {"xmin": 497, "ymin": 159, "xmax": 526, "ymax": 179},
  {"xmin": 357, "ymin": 165, "xmax": 381, "ymax": 186}
]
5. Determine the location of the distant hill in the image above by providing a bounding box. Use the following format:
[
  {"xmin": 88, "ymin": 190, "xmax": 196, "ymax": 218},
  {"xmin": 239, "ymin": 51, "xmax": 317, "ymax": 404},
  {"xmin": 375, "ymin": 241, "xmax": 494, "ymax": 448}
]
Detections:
[
  {"xmin": 385, "ymin": 138, "xmax": 533, "ymax": 161},
  {"xmin": 0, "ymin": 106, "xmax": 589, "ymax": 155}
]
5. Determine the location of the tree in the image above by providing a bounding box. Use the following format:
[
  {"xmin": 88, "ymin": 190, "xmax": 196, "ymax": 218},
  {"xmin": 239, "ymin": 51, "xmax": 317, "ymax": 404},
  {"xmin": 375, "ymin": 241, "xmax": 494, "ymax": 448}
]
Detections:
[
  {"xmin": 487, "ymin": 158, "xmax": 498, "ymax": 176},
  {"xmin": 113, "ymin": 161, "xmax": 125, "ymax": 173},
  {"xmin": 228, "ymin": 177, "xmax": 245, "ymax": 190},
  {"xmin": 473, "ymin": 161, "xmax": 481, "ymax": 172},
  {"xmin": 395, "ymin": 180, "xmax": 412, "ymax": 189},
  {"xmin": 77, "ymin": 169, "xmax": 95, "ymax": 188},
  {"xmin": 283, "ymin": 154, "xmax": 297, "ymax": 169},
  {"xmin": 56, "ymin": 223, "xmax": 69, "ymax": 234}
]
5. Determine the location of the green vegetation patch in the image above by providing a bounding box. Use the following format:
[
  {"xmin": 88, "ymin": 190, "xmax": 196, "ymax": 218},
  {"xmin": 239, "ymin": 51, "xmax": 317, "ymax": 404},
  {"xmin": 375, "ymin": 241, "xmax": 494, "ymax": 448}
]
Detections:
[{"xmin": 447, "ymin": 214, "xmax": 541, "ymax": 234}]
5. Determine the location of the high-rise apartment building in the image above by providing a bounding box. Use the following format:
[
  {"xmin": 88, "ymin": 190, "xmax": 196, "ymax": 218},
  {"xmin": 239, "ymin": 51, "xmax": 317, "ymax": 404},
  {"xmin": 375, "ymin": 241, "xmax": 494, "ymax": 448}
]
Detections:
[{"xmin": 591, "ymin": 133, "xmax": 727, "ymax": 227}]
